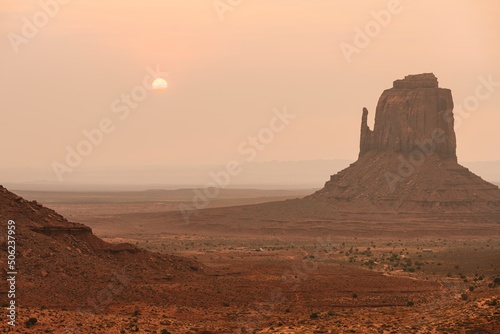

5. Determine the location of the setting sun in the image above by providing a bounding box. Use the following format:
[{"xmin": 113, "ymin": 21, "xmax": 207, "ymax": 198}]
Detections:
[{"xmin": 152, "ymin": 77, "xmax": 168, "ymax": 92}]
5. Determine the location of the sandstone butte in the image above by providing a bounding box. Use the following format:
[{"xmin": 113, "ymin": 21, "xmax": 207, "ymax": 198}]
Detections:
[
  {"xmin": 306, "ymin": 73, "xmax": 500, "ymax": 215},
  {"xmin": 173, "ymin": 73, "xmax": 500, "ymax": 229}
]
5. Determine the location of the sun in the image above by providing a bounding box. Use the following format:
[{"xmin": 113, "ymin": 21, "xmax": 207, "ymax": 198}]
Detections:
[{"xmin": 152, "ymin": 77, "xmax": 168, "ymax": 92}]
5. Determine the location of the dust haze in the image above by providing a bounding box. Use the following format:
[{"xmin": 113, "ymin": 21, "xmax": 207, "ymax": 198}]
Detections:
[{"xmin": 1, "ymin": 1, "xmax": 499, "ymax": 333}]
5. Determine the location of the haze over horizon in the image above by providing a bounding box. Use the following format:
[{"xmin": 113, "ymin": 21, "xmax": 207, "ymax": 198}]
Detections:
[
  {"xmin": 1, "ymin": 1, "xmax": 500, "ymax": 186},
  {"xmin": 2, "ymin": 159, "xmax": 500, "ymax": 192}
]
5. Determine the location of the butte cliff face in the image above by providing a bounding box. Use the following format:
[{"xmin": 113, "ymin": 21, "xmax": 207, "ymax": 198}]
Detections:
[
  {"xmin": 307, "ymin": 73, "xmax": 500, "ymax": 214},
  {"xmin": 359, "ymin": 73, "xmax": 456, "ymax": 160}
]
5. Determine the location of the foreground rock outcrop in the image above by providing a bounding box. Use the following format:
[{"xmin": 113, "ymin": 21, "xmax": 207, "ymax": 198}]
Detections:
[
  {"xmin": 0, "ymin": 185, "xmax": 201, "ymax": 309},
  {"xmin": 308, "ymin": 73, "xmax": 500, "ymax": 213}
]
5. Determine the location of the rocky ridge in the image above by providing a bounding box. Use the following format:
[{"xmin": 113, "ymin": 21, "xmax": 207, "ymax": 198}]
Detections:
[{"xmin": 0, "ymin": 185, "xmax": 201, "ymax": 309}]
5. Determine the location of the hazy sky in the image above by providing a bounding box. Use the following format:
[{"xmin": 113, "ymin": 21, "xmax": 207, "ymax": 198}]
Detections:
[{"xmin": 1, "ymin": 1, "xmax": 499, "ymax": 182}]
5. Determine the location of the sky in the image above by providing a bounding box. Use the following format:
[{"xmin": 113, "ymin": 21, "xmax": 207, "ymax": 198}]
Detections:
[{"xmin": 1, "ymin": 0, "xmax": 499, "ymax": 186}]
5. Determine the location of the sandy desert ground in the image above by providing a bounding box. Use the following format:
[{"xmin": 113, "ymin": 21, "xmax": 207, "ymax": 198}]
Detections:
[{"xmin": 3, "ymin": 188, "xmax": 498, "ymax": 333}]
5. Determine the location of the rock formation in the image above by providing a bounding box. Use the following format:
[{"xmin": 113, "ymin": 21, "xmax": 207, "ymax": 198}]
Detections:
[
  {"xmin": 359, "ymin": 73, "xmax": 456, "ymax": 160},
  {"xmin": 307, "ymin": 73, "xmax": 500, "ymax": 213},
  {"xmin": 0, "ymin": 185, "xmax": 200, "ymax": 309}
]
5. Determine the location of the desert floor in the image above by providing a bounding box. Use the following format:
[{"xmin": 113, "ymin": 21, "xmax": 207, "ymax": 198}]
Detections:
[{"xmin": 4, "ymin": 189, "xmax": 499, "ymax": 333}]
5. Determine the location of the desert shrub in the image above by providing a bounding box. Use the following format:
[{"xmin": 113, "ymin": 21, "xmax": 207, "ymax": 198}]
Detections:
[
  {"xmin": 461, "ymin": 293, "xmax": 469, "ymax": 301},
  {"xmin": 352, "ymin": 293, "xmax": 358, "ymax": 298},
  {"xmin": 25, "ymin": 318, "xmax": 37, "ymax": 327},
  {"xmin": 407, "ymin": 301, "xmax": 415, "ymax": 307},
  {"xmin": 486, "ymin": 299, "xmax": 497, "ymax": 306},
  {"xmin": 469, "ymin": 286, "xmax": 475, "ymax": 292},
  {"xmin": 310, "ymin": 312, "xmax": 319, "ymax": 319}
]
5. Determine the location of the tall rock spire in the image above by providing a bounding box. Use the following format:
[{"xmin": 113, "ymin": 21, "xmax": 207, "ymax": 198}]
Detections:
[{"xmin": 359, "ymin": 107, "xmax": 373, "ymax": 157}]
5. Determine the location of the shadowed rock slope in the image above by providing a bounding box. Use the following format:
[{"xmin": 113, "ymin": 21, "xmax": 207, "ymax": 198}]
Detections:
[{"xmin": 0, "ymin": 185, "xmax": 201, "ymax": 309}]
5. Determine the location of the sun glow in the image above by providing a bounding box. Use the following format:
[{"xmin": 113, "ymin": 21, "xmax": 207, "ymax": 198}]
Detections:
[{"xmin": 152, "ymin": 77, "xmax": 168, "ymax": 92}]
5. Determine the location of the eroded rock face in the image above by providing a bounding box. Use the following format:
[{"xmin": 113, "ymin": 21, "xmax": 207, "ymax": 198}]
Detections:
[
  {"xmin": 393, "ymin": 73, "xmax": 438, "ymax": 89},
  {"xmin": 306, "ymin": 73, "xmax": 500, "ymax": 214},
  {"xmin": 360, "ymin": 73, "xmax": 457, "ymax": 160}
]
